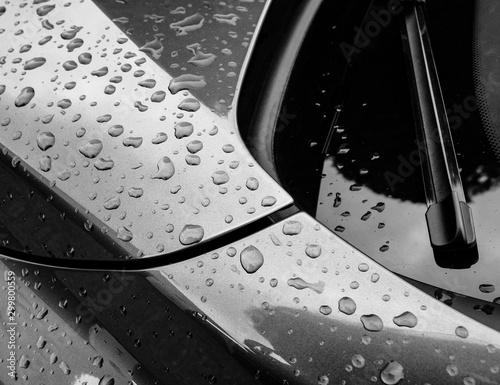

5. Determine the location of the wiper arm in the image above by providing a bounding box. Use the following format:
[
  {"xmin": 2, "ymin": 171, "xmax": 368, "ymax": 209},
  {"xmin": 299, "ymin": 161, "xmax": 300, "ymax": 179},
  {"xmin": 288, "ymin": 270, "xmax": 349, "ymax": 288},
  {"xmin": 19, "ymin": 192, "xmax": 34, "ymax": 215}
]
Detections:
[{"xmin": 401, "ymin": 1, "xmax": 478, "ymax": 268}]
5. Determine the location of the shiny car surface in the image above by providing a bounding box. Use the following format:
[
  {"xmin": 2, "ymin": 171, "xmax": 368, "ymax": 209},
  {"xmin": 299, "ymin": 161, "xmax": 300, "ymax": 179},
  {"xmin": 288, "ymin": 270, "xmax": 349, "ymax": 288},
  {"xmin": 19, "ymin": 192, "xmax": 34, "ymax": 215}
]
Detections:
[{"xmin": 0, "ymin": 0, "xmax": 499, "ymax": 384}]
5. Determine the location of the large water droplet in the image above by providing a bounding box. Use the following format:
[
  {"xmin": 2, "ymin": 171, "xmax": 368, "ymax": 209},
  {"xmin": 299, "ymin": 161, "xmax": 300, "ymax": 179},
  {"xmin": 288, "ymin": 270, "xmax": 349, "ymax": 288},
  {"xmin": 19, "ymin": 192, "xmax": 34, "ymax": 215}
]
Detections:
[
  {"xmin": 187, "ymin": 140, "xmax": 203, "ymax": 153},
  {"xmin": 479, "ymin": 284, "xmax": 495, "ymax": 293},
  {"xmin": 63, "ymin": 60, "xmax": 78, "ymax": 71},
  {"xmin": 57, "ymin": 98, "xmax": 72, "ymax": 109},
  {"xmin": 104, "ymin": 196, "xmax": 121, "ymax": 210},
  {"xmin": 169, "ymin": 74, "xmax": 206, "ymax": 94},
  {"xmin": 178, "ymin": 98, "xmax": 200, "ymax": 112},
  {"xmin": 138, "ymin": 79, "xmax": 156, "ymax": 88},
  {"xmin": 151, "ymin": 90, "xmax": 166, "ymax": 103},
  {"xmin": 319, "ymin": 305, "xmax": 332, "ymax": 315},
  {"xmin": 240, "ymin": 245, "xmax": 264, "ymax": 274},
  {"xmin": 152, "ymin": 132, "xmax": 168, "ymax": 144},
  {"xmin": 108, "ymin": 125, "xmax": 124, "ymax": 137},
  {"xmin": 37, "ymin": 4, "xmax": 55, "ymax": 16},
  {"xmin": 61, "ymin": 26, "xmax": 82, "ymax": 40},
  {"xmin": 455, "ymin": 326, "xmax": 469, "ymax": 338},
  {"xmin": 39, "ymin": 155, "xmax": 52, "ymax": 172},
  {"xmin": 78, "ymin": 52, "xmax": 92, "ymax": 64},
  {"xmin": 305, "ymin": 244, "xmax": 322, "ymax": 258},
  {"xmin": 24, "ymin": 57, "xmax": 46, "ymax": 70},
  {"xmin": 212, "ymin": 170, "xmax": 229, "ymax": 185},
  {"xmin": 246, "ymin": 177, "xmax": 259, "ymax": 191},
  {"xmin": 117, "ymin": 226, "xmax": 133, "ymax": 242},
  {"xmin": 179, "ymin": 224, "xmax": 204, "ymax": 245},
  {"xmin": 170, "ymin": 13, "xmax": 204, "ymax": 36},
  {"xmin": 79, "ymin": 140, "xmax": 103, "ymax": 158},
  {"xmin": 187, "ymin": 43, "xmax": 217, "ymax": 67},
  {"xmin": 94, "ymin": 158, "xmax": 114, "ymax": 170},
  {"xmin": 66, "ymin": 38, "xmax": 83, "ymax": 52},
  {"xmin": 37, "ymin": 132, "xmax": 55, "ymax": 151},
  {"xmin": 360, "ymin": 314, "xmax": 384, "ymax": 331},
  {"xmin": 393, "ymin": 311, "xmax": 418, "ymax": 328},
  {"xmin": 15, "ymin": 86, "xmax": 35, "ymax": 107},
  {"xmin": 91, "ymin": 66, "xmax": 108, "ymax": 77},
  {"xmin": 287, "ymin": 277, "xmax": 325, "ymax": 294},
  {"xmin": 185, "ymin": 154, "xmax": 201, "ymax": 165},
  {"xmin": 282, "ymin": 220, "xmax": 303, "ymax": 235},
  {"xmin": 338, "ymin": 297, "xmax": 356, "ymax": 315},
  {"xmin": 380, "ymin": 361, "xmax": 404, "ymax": 385},
  {"xmin": 123, "ymin": 137, "xmax": 143, "ymax": 148},
  {"xmin": 174, "ymin": 122, "xmax": 194, "ymax": 138},
  {"xmin": 151, "ymin": 156, "xmax": 175, "ymax": 180},
  {"xmin": 128, "ymin": 187, "xmax": 143, "ymax": 198}
]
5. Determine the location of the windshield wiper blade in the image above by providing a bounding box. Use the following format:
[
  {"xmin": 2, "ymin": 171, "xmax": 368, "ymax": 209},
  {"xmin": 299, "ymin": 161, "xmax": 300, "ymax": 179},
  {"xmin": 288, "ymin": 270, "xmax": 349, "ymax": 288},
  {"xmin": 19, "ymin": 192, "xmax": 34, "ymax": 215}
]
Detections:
[{"xmin": 401, "ymin": 1, "xmax": 478, "ymax": 268}]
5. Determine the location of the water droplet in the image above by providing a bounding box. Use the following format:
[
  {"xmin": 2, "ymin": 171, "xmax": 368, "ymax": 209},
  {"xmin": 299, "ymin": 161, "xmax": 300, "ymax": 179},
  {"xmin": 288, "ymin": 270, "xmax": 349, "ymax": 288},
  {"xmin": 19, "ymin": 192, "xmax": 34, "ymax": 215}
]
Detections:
[
  {"xmin": 380, "ymin": 361, "xmax": 404, "ymax": 384},
  {"xmin": 463, "ymin": 377, "xmax": 476, "ymax": 385},
  {"xmin": 108, "ymin": 125, "xmax": 124, "ymax": 137},
  {"xmin": 61, "ymin": 26, "xmax": 82, "ymax": 40},
  {"xmin": 62, "ymin": 60, "xmax": 78, "ymax": 71},
  {"xmin": 170, "ymin": 13, "xmax": 204, "ymax": 36},
  {"xmin": 317, "ymin": 375, "xmax": 329, "ymax": 385},
  {"xmin": 123, "ymin": 137, "xmax": 143, "ymax": 148},
  {"xmin": 246, "ymin": 177, "xmax": 259, "ymax": 191},
  {"xmin": 151, "ymin": 132, "xmax": 168, "ymax": 144},
  {"xmin": 104, "ymin": 85, "xmax": 116, "ymax": 95},
  {"xmin": 66, "ymin": 38, "xmax": 83, "ymax": 52},
  {"xmin": 91, "ymin": 66, "xmax": 109, "ymax": 77},
  {"xmin": 38, "ymin": 35, "xmax": 52, "ymax": 45},
  {"xmin": 128, "ymin": 187, "xmax": 143, "ymax": 198},
  {"xmin": 37, "ymin": 4, "xmax": 55, "ymax": 16},
  {"xmin": 37, "ymin": 132, "xmax": 55, "ymax": 151},
  {"xmin": 479, "ymin": 284, "xmax": 495, "ymax": 293},
  {"xmin": 185, "ymin": 154, "xmax": 201, "ymax": 165},
  {"xmin": 98, "ymin": 374, "xmax": 115, "ymax": 385},
  {"xmin": 212, "ymin": 170, "xmax": 229, "ymax": 185},
  {"xmin": 319, "ymin": 305, "xmax": 332, "ymax": 315},
  {"xmin": 282, "ymin": 220, "xmax": 303, "ymax": 235},
  {"xmin": 179, "ymin": 224, "xmax": 204, "ymax": 245},
  {"xmin": 104, "ymin": 196, "xmax": 120, "ymax": 210},
  {"xmin": 178, "ymin": 98, "xmax": 200, "ymax": 112},
  {"xmin": 19, "ymin": 355, "xmax": 30, "ymax": 369},
  {"xmin": 117, "ymin": 226, "xmax": 133, "ymax": 242},
  {"xmin": 78, "ymin": 52, "xmax": 92, "ymax": 64},
  {"xmin": 360, "ymin": 314, "xmax": 383, "ymax": 331},
  {"xmin": 138, "ymin": 79, "xmax": 156, "ymax": 88},
  {"xmin": 151, "ymin": 156, "xmax": 175, "ymax": 180},
  {"xmin": 36, "ymin": 336, "xmax": 46, "ymax": 349},
  {"xmin": 151, "ymin": 90, "xmax": 166, "ymax": 102},
  {"xmin": 15, "ymin": 86, "xmax": 35, "ymax": 107},
  {"xmin": 57, "ymin": 169, "xmax": 71, "ymax": 181},
  {"xmin": 240, "ymin": 245, "xmax": 264, "ymax": 274},
  {"xmin": 380, "ymin": 245, "xmax": 389, "ymax": 252},
  {"xmin": 338, "ymin": 297, "xmax": 356, "ymax": 315},
  {"xmin": 393, "ymin": 311, "xmax": 418, "ymax": 328},
  {"xmin": 287, "ymin": 277, "xmax": 325, "ymax": 294},
  {"xmin": 358, "ymin": 263, "xmax": 369, "ymax": 272},
  {"xmin": 371, "ymin": 273, "xmax": 380, "ymax": 283},
  {"xmin": 174, "ymin": 122, "xmax": 194, "ymax": 139},
  {"xmin": 187, "ymin": 140, "xmax": 203, "ymax": 153},
  {"xmin": 169, "ymin": 74, "xmax": 206, "ymax": 94},
  {"xmin": 79, "ymin": 140, "xmax": 103, "ymax": 158},
  {"xmin": 57, "ymin": 98, "xmax": 72, "ymax": 109},
  {"xmin": 361, "ymin": 211, "xmax": 371, "ymax": 221},
  {"xmin": 59, "ymin": 361, "xmax": 71, "ymax": 375},
  {"xmin": 371, "ymin": 202, "xmax": 385, "ymax": 212},
  {"xmin": 455, "ymin": 326, "xmax": 468, "ymax": 339},
  {"xmin": 351, "ymin": 354, "xmax": 365, "ymax": 368},
  {"xmin": 213, "ymin": 13, "xmax": 240, "ymax": 25},
  {"xmin": 24, "ymin": 57, "xmax": 46, "ymax": 70},
  {"xmin": 76, "ymin": 127, "xmax": 86, "ymax": 138},
  {"xmin": 305, "ymin": 244, "xmax": 322, "ymax": 258},
  {"xmin": 94, "ymin": 158, "xmax": 114, "ymax": 170}
]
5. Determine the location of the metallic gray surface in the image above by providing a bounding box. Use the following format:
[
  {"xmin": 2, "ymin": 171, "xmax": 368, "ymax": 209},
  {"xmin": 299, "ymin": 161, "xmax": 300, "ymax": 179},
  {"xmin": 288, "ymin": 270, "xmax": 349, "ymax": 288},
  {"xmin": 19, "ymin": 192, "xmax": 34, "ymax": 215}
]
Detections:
[{"xmin": 0, "ymin": 0, "xmax": 292, "ymax": 257}]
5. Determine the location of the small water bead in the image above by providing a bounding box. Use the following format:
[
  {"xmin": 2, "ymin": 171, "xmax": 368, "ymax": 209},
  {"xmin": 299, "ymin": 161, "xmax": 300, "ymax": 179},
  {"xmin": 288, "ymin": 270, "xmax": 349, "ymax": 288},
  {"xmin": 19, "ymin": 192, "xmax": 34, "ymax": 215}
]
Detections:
[
  {"xmin": 104, "ymin": 196, "xmax": 120, "ymax": 210},
  {"xmin": 382, "ymin": 294, "xmax": 391, "ymax": 301},
  {"xmin": 212, "ymin": 170, "xmax": 229, "ymax": 185},
  {"xmin": 123, "ymin": 137, "xmax": 143, "ymax": 148},
  {"xmin": 261, "ymin": 196, "xmax": 276, "ymax": 207},
  {"xmin": 37, "ymin": 132, "xmax": 55, "ymax": 151},
  {"xmin": 246, "ymin": 177, "xmax": 259, "ymax": 190},
  {"xmin": 446, "ymin": 364, "xmax": 458, "ymax": 377},
  {"xmin": 282, "ymin": 220, "xmax": 303, "ymax": 235},
  {"xmin": 178, "ymin": 98, "xmax": 200, "ymax": 112},
  {"xmin": 108, "ymin": 125, "xmax": 124, "ymax": 137},
  {"xmin": 305, "ymin": 244, "xmax": 322, "ymax": 258},
  {"xmin": 269, "ymin": 278, "xmax": 278, "ymax": 287},
  {"xmin": 91, "ymin": 66, "xmax": 108, "ymax": 77},
  {"xmin": 117, "ymin": 226, "xmax": 133, "ymax": 242},
  {"xmin": 371, "ymin": 273, "xmax": 380, "ymax": 283},
  {"xmin": 350, "ymin": 281, "xmax": 359, "ymax": 289}
]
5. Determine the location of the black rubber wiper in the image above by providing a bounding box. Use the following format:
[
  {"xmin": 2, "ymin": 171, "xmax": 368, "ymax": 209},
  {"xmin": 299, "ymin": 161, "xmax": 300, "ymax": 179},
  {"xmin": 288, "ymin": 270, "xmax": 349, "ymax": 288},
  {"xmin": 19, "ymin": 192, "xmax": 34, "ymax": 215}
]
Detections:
[{"xmin": 401, "ymin": 1, "xmax": 478, "ymax": 268}]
